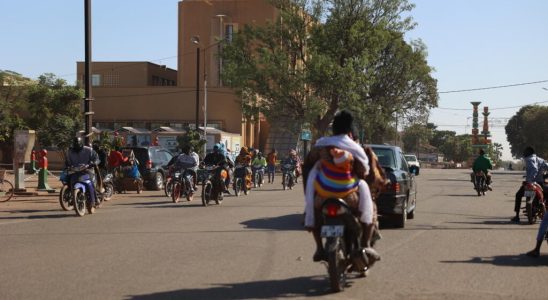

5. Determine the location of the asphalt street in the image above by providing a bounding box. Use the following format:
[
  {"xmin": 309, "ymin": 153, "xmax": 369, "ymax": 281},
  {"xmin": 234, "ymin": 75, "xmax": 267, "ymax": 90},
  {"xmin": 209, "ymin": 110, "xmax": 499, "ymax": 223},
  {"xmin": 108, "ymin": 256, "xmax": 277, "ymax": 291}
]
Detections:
[{"xmin": 0, "ymin": 169, "xmax": 547, "ymax": 300}]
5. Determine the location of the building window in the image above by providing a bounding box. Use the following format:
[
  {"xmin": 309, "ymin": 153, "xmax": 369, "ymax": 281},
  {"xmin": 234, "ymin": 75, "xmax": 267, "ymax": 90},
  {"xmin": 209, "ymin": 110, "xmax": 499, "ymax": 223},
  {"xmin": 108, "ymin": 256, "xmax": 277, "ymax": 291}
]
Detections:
[
  {"xmin": 225, "ymin": 24, "xmax": 234, "ymax": 42},
  {"xmin": 91, "ymin": 74, "xmax": 102, "ymax": 86}
]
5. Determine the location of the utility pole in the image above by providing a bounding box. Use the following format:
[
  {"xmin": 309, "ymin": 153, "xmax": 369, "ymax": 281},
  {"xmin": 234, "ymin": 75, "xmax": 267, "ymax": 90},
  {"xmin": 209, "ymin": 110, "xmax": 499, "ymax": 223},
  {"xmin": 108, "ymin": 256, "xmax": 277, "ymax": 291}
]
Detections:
[{"xmin": 84, "ymin": 0, "xmax": 93, "ymax": 145}]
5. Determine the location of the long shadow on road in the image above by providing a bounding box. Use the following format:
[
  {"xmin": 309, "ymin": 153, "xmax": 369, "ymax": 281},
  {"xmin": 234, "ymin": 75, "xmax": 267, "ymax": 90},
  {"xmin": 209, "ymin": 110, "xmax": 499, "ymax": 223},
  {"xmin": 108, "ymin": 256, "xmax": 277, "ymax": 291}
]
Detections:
[
  {"xmin": 126, "ymin": 276, "xmax": 328, "ymax": 300},
  {"xmin": 441, "ymin": 254, "xmax": 548, "ymax": 267},
  {"xmin": 241, "ymin": 213, "xmax": 303, "ymax": 231}
]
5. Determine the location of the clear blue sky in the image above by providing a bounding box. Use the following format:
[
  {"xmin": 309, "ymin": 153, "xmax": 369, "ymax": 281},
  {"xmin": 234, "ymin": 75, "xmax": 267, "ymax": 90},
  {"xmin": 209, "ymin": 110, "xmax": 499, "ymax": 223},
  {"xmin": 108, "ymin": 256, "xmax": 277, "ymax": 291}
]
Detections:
[{"xmin": 1, "ymin": 0, "xmax": 547, "ymax": 160}]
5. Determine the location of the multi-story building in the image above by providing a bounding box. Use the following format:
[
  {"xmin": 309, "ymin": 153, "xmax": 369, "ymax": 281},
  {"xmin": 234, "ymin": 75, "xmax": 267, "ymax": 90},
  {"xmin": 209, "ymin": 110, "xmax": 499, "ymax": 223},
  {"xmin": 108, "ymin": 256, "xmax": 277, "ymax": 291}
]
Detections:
[{"xmin": 77, "ymin": 0, "xmax": 279, "ymax": 153}]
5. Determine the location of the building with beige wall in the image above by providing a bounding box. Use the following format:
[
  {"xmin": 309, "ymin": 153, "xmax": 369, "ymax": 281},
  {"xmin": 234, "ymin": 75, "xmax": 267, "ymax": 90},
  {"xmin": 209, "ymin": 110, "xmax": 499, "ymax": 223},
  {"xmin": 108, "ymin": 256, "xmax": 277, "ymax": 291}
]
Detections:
[{"xmin": 77, "ymin": 0, "xmax": 279, "ymax": 151}]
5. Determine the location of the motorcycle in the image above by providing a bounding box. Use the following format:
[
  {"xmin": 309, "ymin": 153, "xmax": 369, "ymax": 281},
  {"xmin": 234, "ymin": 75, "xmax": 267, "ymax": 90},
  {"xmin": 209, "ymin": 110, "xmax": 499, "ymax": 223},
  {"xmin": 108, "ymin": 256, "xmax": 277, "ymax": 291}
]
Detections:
[
  {"xmin": 66, "ymin": 164, "xmax": 99, "ymax": 216},
  {"xmin": 523, "ymin": 182, "xmax": 546, "ymax": 224},
  {"xmin": 320, "ymin": 198, "xmax": 371, "ymax": 292},
  {"xmin": 234, "ymin": 164, "xmax": 249, "ymax": 196},
  {"xmin": 59, "ymin": 169, "xmax": 73, "ymax": 211},
  {"xmin": 100, "ymin": 171, "xmax": 114, "ymax": 202},
  {"xmin": 164, "ymin": 168, "xmax": 179, "ymax": 198},
  {"xmin": 171, "ymin": 169, "xmax": 195, "ymax": 203},
  {"xmin": 252, "ymin": 165, "xmax": 265, "ymax": 188},
  {"xmin": 60, "ymin": 167, "xmax": 112, "ymax": 212},
  {"xmin": 472, "ymin": 171, "xmax": 488, "ymax": 196},
  {"xmin": 201, "ymin": 165, "xmax": 226, "ymax": 206},
  {"xmin": 281, "ymin": 163, "xmax": 295, "ymax": 190}
]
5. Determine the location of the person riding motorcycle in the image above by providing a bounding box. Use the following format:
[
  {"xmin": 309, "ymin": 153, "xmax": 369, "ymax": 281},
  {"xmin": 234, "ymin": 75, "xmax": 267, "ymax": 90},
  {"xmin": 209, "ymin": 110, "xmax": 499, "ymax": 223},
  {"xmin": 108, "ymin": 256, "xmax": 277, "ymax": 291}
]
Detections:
[
  {"xmin": 235, "ymin": 147, "xmax": 253, "ymax": 190},
  {"xmin": 65, "ymin": 136, "xmax": 101, "ymax": 207},
  {"xmin": 173, "ymin": 145, "xmax": 199, "ymax": 191},
  {"xmin": 510, "ymin": 146, "xmax": 548, "ymax": 223},
  {"xmin": 252, "ymin": 152, "xmax": 267, "ymax": 186},
  {"xmin": 471, "ymin": 148, "xmax": 493, "ymax": 190},
  {"xmin": 288, "ymin": 149, "xmax": 302, "ymax": 183},
  {"xmin": 303, "ymin": 110, "xmax": 379, "ymax": 263},
  {"xmin": 203, "ymin": 144, "xmax": 232, "ymax": 192},
  {"xmin": 281, "ymin": 151, "xmax": 298, "ymax": 187}
]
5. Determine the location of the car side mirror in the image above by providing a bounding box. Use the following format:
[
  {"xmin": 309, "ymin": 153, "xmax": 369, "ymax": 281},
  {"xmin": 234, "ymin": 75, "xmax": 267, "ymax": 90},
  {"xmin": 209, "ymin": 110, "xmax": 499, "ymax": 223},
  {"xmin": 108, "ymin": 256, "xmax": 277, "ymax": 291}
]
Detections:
[{"xmin": 409, "ymin": 166, "xmax": 418, "ymax": 176}]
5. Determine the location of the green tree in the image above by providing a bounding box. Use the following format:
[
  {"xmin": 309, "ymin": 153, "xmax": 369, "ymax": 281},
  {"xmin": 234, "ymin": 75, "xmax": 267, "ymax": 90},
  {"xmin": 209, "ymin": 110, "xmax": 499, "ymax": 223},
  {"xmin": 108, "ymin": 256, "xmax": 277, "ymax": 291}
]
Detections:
[
  {"xmin": 401, "ymin": 123, "xmax": 433, "ymax": 153},
  {"xmin": 26, "ymin": 73, "xmax": 83, "ymax": 149},
  {"xmin": 221, "ymin": 0, "xmax": 437, "ymax": 140},
  {"xmin": 505, "ymin": 105, "xmax": 548, "ymax": 158},
  {"xmin": 177, "ymin": 130, "xmax": 206, "ymax": 158},
  {"xmin": 441, "ymin": 134, "xmax": 473, "ymax": 162},
  {"xmin": 0, "ymin": 70, "xmax": 32, "ymax": 144}
]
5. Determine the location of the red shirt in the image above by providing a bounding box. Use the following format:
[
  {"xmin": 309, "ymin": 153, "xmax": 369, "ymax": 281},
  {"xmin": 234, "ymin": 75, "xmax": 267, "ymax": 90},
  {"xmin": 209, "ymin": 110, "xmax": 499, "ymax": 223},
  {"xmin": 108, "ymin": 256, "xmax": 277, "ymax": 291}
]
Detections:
[{"xmin": 108, "ymin": 150, "xmax": 127, "ymax": 168}]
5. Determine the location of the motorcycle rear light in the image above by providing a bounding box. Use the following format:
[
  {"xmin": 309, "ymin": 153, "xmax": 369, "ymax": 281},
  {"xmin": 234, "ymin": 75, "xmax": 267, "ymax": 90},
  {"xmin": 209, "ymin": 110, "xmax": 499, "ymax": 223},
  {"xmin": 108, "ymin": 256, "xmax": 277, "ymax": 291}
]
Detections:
[
  {"xmin": 220, "ymin": 170, "xmax": 228, "ymax": 179},
  {"xmin": 146, "ymin": 160, "xmax": 152, "ymax": 169},
  {"xmin": 391, "ymin": 182, "xmax": 400, "ymax": 193},
  {"xmin": 324, "ymin": 203, "xmax": 341, "ymax": 217}
]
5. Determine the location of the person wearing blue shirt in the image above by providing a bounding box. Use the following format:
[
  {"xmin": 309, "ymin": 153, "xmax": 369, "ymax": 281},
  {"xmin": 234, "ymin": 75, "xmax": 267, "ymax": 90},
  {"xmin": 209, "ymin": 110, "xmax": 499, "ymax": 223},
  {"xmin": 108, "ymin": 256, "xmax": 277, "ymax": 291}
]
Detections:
[{"xmin": 511, "ymin": 146, "xmax": 548, "ymax": 223}]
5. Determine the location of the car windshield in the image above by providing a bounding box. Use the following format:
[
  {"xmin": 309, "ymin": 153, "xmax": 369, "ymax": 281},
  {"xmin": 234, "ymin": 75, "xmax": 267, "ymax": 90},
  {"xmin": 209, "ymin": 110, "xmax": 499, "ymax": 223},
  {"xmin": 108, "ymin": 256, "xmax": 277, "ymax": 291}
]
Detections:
[
  {"xmin": 372, "ymin": 148, "xmax": 396, "ymax": 169},
  {"xmin": 405, "ymin": 155, "xmax": 417, "ymax": 162}
]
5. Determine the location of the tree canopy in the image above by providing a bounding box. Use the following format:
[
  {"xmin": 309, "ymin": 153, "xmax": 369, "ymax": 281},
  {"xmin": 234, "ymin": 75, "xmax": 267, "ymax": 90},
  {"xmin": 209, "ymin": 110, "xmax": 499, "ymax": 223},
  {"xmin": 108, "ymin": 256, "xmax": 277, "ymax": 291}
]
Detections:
[
  {"xmin": 0, "ymin": 70, "xmax": 82, "ymax": 149},
  {"xmin": 221, "ymin": 0, "xmax": 438, "ymax": 141},
  {"xmin": 505, "ymin": 105, "xmax": 548, "ymax": 158}
]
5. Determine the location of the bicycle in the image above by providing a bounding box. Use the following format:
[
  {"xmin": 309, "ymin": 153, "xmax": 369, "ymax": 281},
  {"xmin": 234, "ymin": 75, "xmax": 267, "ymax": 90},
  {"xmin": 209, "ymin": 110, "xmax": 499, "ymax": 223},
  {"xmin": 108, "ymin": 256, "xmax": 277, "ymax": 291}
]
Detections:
[{"xmin": 0, "ymin": 169, "xmax": 14, "ymax": 202}]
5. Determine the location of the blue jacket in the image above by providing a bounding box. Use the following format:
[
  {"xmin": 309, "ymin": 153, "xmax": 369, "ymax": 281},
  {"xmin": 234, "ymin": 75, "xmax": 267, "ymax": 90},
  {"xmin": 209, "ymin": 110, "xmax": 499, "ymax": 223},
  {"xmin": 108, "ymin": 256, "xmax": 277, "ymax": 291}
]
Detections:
[{"xmin": 524, "ymin": 154, "xmax": 547, "ymax": 183}]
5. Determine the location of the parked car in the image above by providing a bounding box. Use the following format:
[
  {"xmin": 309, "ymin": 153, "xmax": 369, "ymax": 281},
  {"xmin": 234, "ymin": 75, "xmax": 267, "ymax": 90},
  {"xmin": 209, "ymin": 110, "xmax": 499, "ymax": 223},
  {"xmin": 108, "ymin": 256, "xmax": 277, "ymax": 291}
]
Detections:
[
  {"xmin": 122, "ymin": 146, "xmax": 174, "ymax": 190},
  {"xmin": 369, "ymin": 144, "xmax": 418, "ymax": 228},
  {"xmin": 404, "ymin": 154, "xmax": 420, "ymax": 175}
]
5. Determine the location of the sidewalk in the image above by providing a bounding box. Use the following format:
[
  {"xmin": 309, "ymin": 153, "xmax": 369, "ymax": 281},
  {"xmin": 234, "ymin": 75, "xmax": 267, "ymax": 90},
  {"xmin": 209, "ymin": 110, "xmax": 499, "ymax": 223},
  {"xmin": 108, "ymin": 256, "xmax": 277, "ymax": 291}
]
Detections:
[{"xmin": 1, "ymin": 170, "xmax": 63, "ymax": 213}]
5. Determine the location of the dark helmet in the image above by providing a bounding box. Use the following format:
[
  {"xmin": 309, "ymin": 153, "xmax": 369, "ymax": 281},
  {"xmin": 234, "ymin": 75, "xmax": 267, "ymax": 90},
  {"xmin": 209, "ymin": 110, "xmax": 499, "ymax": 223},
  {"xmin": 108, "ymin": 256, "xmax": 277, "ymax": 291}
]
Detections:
[
  {"xmin": 181, "ymin": 145, "xmax": 192, "ymax": 154},
  {"xmin": 72, "ymin": 137, "xmax": 84, "ymax": 152},
  {"xmin": 523, "ymin": 146, "xmax": 535, "ymax": 158},
  {"xmin": 213, "ymin": 143, "xmax": 221, "ymax": 153},
  {"xmin": 479, "ymin": 149, "xmax": 485, "ymax": 156}
]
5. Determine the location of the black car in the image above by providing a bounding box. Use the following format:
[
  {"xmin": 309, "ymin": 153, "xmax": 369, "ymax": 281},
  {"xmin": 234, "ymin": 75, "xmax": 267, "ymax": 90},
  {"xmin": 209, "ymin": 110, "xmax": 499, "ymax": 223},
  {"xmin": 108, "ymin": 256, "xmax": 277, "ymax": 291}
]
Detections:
[
  {"xmin": 369, "ymin": 144, "xmax": 418, "ymax": 228},
  {"xmin": 122, "ymin": 146, "xmax": 174, "ymax": 190}
]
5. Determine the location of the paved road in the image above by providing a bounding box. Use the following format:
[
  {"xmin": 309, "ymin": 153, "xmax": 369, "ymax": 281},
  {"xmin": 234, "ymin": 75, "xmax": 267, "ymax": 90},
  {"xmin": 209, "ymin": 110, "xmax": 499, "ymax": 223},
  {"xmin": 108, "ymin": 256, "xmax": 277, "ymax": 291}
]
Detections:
[{"xmin": 0, "ymin": 169, "xmax": 546, "ymax": 300}]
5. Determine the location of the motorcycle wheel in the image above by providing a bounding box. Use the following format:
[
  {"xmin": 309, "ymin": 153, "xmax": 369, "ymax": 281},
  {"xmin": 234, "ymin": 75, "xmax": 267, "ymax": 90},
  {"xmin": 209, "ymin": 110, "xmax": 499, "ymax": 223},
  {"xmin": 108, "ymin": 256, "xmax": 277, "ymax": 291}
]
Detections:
[
  {"xmin": 186, "ymin": 182, "xmax": 194, "ymax": 202},
  {"xmin": 74, "ymin": 189, "xmax": 86, "ymax": 217},
  {"xmin": 202, "ymin": 181, "xmax": 212, "ymax": 206},
  {"xmin": 136, "ymin": 180, "xmax": 143, "ymax": 194},
  {"xmin": 59, "ymin": 185, "xmax": 74, "ymax": 211},
  {"xmin": 526, "ymin": 199, "xmax": 534, "ymax": 224},
  {"xmin": 327, "ymin": 237, "xmax": 346, "ymax": 292},
  {"xmin": 172, "ymin": 182, "xmax": 181, "ymax": 203},
  {"xmin": 164, "ymin": 178, "xmax": 173, "ymax": 197},
  {"xmin": 234, "ymin": 178, "xmax": 241, "ymax": 197},
  {"xmin": 282, "ymin": 174, "xmax": 288, "ymax": 190},
  {"xmin": 102, "ymin": 182, "xmax": 114, "ymax": 201}
]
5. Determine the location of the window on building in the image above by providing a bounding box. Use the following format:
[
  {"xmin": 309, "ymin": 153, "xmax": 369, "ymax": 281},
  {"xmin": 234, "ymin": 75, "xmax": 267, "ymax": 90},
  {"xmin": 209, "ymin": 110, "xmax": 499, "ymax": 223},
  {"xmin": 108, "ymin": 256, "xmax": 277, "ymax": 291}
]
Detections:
[
  {"xmin": 91, "ymin": 74, "xmax": 102, "ymax": 86},
  {"xmin": 225, "ymin": 24, "xmax": 234, "ymax": 43}
]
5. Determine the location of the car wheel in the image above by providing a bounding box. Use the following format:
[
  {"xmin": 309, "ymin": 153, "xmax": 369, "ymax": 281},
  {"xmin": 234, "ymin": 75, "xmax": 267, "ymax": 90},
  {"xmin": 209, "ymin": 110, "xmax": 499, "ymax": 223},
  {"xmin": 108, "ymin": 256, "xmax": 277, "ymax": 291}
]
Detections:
[{"xmin": 154, "ymin": 172, "xmax": 164, "ymax": 191}]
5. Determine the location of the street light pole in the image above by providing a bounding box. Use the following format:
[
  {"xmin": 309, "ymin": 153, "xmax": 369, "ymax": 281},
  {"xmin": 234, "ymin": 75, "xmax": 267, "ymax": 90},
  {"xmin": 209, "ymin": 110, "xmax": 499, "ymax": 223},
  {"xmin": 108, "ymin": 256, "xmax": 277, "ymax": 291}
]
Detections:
[
  {"xmin": 203, "ymin": 68, "xmax": 207, "ymax": 155},
  {"xmin": 195, "ymin": 46, "xmax": 200, "ymax": 131},
  {"xmin": 84, "ymin": 0, "xmax": 93, "ymax": 145}
]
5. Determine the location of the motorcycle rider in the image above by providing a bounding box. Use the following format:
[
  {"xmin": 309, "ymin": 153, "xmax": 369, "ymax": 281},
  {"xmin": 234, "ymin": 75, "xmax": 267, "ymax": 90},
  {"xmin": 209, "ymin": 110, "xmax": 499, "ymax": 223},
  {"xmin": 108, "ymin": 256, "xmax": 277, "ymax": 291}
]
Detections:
[
  {"xmin": 510, "ymin": 146, "xmax": 548, "ymax": 223},
  {"xmin": 203, "ymin": 144, "xmax": 231, "ymax": 193},
  {"xmin": 65, "ymin": 136, "xmax": 101, "ymax": 207},
  {"xmin": 471, "ymin": 148, "xmax": 493, "ymax": 190},
  {"xmin": 266, "ymin": 148, "xmax": 278, "ymax": 183},
  {"xmin": 235, "ymin": 147, "xmax": 253, "ymax": 190},
  {"xmin": 173, "ymin": 145, "xmax": 199, "ymax": 191},
  {"xmin": 303, "ymin": 110, "xmax": 379, "ymax": 263},
  {"xmin": 252, "ymin": 152, "xmax": 267, "ymax": 186},
  {"xmin": 281, "ymin": 150, "xmax": 299, "ymax": 187}
]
